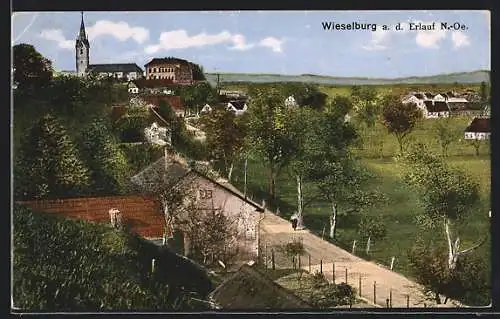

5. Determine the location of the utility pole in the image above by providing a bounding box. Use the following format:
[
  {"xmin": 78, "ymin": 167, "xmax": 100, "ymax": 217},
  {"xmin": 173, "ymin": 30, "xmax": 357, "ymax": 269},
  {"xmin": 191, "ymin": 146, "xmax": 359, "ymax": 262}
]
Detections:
[{"xmin": 214, "ymin": 67, "xmax": 221, "ymax": 95}]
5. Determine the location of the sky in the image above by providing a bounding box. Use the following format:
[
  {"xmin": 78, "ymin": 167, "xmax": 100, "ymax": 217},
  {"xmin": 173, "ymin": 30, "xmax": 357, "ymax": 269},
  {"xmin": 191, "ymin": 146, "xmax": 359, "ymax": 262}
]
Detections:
[{"xmin": 11, "ymin": 10, "xmax": 490, "ymax": 78}]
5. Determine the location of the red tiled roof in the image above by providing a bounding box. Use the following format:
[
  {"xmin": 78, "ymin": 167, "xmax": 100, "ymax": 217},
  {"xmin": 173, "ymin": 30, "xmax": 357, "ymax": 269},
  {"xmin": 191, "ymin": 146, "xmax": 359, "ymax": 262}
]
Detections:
[
  {"xmin": 465, "ymin": 118, "xmax": 490, "ymax": 133},
  {"xmin": 134, "ymin": 78, "xmax": 175, "ymax": 89},
  {"xmin": 18, "ymin": 195, "xmax": 165, "ymax": 239},
  {"xmin": 142, "ymin": 95, "xmax": 185, "ymax": 112}
]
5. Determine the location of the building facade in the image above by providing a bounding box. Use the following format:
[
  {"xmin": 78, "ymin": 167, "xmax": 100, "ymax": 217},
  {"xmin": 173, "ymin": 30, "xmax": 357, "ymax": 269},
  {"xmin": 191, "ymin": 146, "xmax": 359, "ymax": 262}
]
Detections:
[{"xmin": 144, "ymin": 58, "xmax": 194, "ymax": 84}]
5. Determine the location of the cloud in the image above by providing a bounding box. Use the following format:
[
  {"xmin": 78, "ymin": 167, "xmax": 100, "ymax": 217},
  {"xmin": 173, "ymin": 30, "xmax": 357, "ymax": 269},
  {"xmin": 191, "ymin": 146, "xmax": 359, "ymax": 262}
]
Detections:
[
  {"xmin": 86, "ymin": 20, "xmax": 149, "ymax": 44},
  {"xmin": 39, "ymin": 29, "xmax": 74, "ymax": 49},
  {"xmin": 145, "ymin": 29, "xmax": 282, "ymax": 54},
  {"xmin": 414, "ymin": 23, "xmax": 446, "ymax": 49},
  {"xmin": 362, "ymin": 22, "xmax": 410, "ymax": 51},
  {"xmin": 39, "ymin": 20, "xmax": 149, "ymax": 50},
  {"xmin": 451, "ymin": 31, "xmax": 470, "ymax": 49},
  {"xmin": 258, "ymin": 37, "xmax": 284, "ymax": 53}
]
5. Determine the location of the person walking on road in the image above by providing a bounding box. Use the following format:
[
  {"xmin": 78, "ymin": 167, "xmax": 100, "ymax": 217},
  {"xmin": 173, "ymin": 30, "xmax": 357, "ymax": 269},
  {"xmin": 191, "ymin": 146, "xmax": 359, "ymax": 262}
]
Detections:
[{"xmin": 290, "ymin": 213, "xmax": 298, "ymax": 231}]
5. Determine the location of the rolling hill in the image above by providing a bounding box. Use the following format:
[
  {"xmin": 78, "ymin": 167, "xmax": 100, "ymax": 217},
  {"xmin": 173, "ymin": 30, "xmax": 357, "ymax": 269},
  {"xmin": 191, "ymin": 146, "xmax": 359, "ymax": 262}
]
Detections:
[{"xmin": 205, "ymin": 70, "xmax": 490, "ymax": 86}]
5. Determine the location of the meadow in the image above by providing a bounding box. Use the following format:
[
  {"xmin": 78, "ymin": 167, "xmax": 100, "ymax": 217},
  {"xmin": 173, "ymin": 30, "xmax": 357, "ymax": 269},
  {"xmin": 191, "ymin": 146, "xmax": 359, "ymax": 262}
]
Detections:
[{"xmin": 227, "ymin": 83, "xmax": 491, "ymax": 281}]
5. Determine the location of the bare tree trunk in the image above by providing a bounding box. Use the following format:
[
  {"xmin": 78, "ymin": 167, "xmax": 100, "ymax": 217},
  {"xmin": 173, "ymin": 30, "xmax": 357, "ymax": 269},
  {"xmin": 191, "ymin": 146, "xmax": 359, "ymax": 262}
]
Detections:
[
  {"xmin": 268, "ymin": 166, "xmax": 276, "ymax": 199},
  {"xmin": 227, "ymin": 162, "xmax": 234, "ymax": 182},
  {"xmin": 296, "ymin": 175, "xmax": 304, "ymax": 229},
  {"xmin": 366, "ymin": 236, "xmax": 371, "ymax": 255},
  {"xmin": 329, "ymin": 201, "xmax": 337, "ymax": 239},
  {"xmin": 445, "ymin": 217, "xmax": 486, "ymax": 271}
]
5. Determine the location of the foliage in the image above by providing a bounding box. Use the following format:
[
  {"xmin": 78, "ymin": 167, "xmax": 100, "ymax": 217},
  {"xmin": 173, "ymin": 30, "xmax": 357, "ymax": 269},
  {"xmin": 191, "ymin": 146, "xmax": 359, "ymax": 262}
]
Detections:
[
  {"xmin": 400, "ymin": 143, "xmax": 480, "ymax": 223},
  {"xmin": 434, "ymin": 118, "xmax": 457, "ymax": 157},
  {"xmin": 190, "ymin": 63, "xmax": 206, "ymax": 81},
  {"xmin": 184, "ymin": 206, "xmax": 240, "ymax": 268},
  {"xmin": 479, "ymin": 81, "xmax": 489, "ymax": 103},
  {"xmin": 180, "ymin": 82, "xmax": 218, "ymax": 114},
  {"xmin": 119, "ymin": 143, "xmax": 164, "ymax": 173},
  {"xmin": 13, "ymin": 43, "xmax": 53, "ymax": 93},
  {"xmin": 381, "ymin": 95, "xmax": 422, "ymax": 153},
  {"xmin": 114, "ymin": 107, "xmax": 150, "ymax": 143},
  {"xmin": 409, "ymin": 240, "xmax": 490, "ymax": 305},
  {"xmin": 15, "ymin": 114, "xmax": 90, "ymax": 200},
  {"xmin": 201, "ymin": 108, "xmax": 248, "ymax": 179},
  {"xmin": 13, "ymin": 205, "xmax": 214, "ymax": 311},
  {"xmin": 284, "ymin": 239, "xmax": 305, "ymax": 257},
  {"xmin": 77, "ymin": 119, "xmax": 132, "ymax": 195},
  {"xmin": 246, "ymin": 87, "xmax": 299, "ymax": 198},
  {"xmin": 350, "ymin": 85, "xmax": 382, "ymax": 128},
  {"xmin": 357, "ymin": 214, "xmax": 387, "ymax": 241},
  {"xmin": 307, "ymin": 272, "xmax": 356, "ymax": 308}
]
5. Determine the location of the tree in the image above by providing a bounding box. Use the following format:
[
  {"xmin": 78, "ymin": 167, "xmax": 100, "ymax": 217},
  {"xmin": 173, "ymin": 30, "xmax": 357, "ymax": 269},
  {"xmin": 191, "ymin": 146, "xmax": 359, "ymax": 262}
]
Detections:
[
  {"xmin": 381, "ymin": 95, "xmax": 422, "ymax": 154},
  {"xmin": 13, "ymin": 43, "xmax": 53, "ymax": 92},
  {"xmin": 246, "ymin": 87, "xmax": 296, "ymax": 199},
  {"xmin": 306, "ymin": 97, "xmax": 383, "ymax": 237},
  {"xmin": 114, "ymin": 106, "xmax": 150, "ymax": 143},
  {"xmin": 400, "ymin": 144, "xmax": 487, "ymax": 274},
  {"xmin": 350, "ymin": 85, "xmax": 381, "ymax": 128},
  {"xmin": 435, "ymin": 118, "xmax": 457, "ymax": 157},
  {"xmin": 77, "ymin": 119, "xmax": 132, "ymax": 195},
  {"xmin": 357, "ymin": 214, "xmax": 387, "ymax": 255},
  {"xmin": 282, "ymin": 83, "xmax": 328, "ymax": 110},
  {"xmin": 469, "ymin": 139, "xmax": 484, "ymax": 157},
  {"xmin": 14, "ymin": 114, "xmax": 90, "ymax": 200},
  {"xmin": 201, "ymin": 108, "xmax": 248, "ymax": 181},
  {"xmin": 190, "ymin": 63, "xmax": 206, "ymax": 81},
  {"xmin": 180, "ymin": 83, "xmax": 217, "ymax": 115},
  {"xmin": 479, "ymin": 81, "xmax": 489, "ymax": 103},
  {"xmin": 409, "ymin": 239, "xmax": 490, "ymax": 305}
]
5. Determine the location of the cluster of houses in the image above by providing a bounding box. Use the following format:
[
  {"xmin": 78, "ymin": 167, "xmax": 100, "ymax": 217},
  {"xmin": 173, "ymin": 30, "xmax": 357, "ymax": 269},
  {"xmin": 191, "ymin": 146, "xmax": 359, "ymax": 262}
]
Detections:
[{"xmin": 402, "ymin": 91, "xmax": 490, "ymax": 142}]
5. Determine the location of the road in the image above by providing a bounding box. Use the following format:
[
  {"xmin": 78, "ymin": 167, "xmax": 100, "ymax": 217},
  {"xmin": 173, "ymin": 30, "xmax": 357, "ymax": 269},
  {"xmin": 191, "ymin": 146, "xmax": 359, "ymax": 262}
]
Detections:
[{"xmin": 259, "ymin": 211, "xmax": 465, "ymax": 308}]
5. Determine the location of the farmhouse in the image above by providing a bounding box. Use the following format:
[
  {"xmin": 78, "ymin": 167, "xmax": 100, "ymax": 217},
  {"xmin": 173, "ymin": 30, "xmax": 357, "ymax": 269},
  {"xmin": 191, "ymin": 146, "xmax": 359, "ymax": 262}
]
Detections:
[
  {"xmin": 227, "ymin": 100, "xmax": 248, "ymax": 115},
  {"xmin": 128, "ymin": 81, "xmax": 139, "ymax": 94},
  {"xmin": 130, "ymin": 152, "xmax": 264, "ymax": 265},
  {"xmin": 285, "ymin": 95, "xmax": 299, "ymax": 108},
  {"xmin": 464, "ymin": 118, "xmax": 490, "ymax": 140},
  {"xmin": 402, "ymin": 95, "xmax": 426, "ymax": 109},
  {"xmin": 200, "ymin": 104, "xmax": 213, "ymax": 114},
  {"xmin": 425, "ymin": 101, "xmax": 450, "ymax": 118},
  {"xmin": 17, "ymin": 196, "xmax": 165, "ymax": 243},
  {"xmin": 144, "ymin": 57, "xmax": 194, "ymax": 84}
]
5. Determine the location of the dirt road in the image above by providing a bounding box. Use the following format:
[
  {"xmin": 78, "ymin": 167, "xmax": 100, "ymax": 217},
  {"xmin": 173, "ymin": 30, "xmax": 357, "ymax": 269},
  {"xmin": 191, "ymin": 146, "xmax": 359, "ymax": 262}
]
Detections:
[{"xmin": 259, "ymin": 211, "xmax": 464, "ymax": 308}]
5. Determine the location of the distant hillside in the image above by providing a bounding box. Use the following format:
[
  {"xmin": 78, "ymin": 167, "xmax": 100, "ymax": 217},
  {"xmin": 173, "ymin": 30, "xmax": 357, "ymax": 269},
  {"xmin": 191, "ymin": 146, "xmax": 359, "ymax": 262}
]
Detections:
[{"xmin": 205, "ymin": 70, "xmax": 490, "ymax": 86}]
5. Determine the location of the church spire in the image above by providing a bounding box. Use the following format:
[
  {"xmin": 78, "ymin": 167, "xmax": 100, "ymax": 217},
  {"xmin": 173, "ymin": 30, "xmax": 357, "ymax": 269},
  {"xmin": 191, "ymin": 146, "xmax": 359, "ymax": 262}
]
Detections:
[{"xmin": 78, "ymin": 11, "xmax": 87, "ymax": 40}]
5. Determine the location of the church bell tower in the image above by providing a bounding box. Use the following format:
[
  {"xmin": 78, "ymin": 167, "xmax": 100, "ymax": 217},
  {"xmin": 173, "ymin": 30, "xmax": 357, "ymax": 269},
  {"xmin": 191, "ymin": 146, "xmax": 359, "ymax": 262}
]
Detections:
[{"xmin": 75, "ymin": 12, "xmax": 90, "ymax": 76}]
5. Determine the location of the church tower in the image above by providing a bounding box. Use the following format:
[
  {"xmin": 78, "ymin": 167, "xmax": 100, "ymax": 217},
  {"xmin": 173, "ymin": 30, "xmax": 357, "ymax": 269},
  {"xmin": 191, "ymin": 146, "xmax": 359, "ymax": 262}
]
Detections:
[{"xmin": 75, "ymin": 12, "xmax": 90, "ymax": 76}]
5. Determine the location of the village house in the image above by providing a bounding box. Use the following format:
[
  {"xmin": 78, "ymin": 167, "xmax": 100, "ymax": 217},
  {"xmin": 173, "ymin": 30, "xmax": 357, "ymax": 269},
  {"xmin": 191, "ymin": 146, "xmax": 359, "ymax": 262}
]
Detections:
[
  {"xmin": 144, "ymin": 57, "xmax": 194, "ymax": 84},
  {"xmin": 464, "ymin": 118, "xmax": 490, "ymax": 140},
  {"xmin": 402, "ymin": 94, "xmax": 426, "ymax": 109},
  {"xmin": 227, "ymin": 100, "xmax": 248, "ymax": 116},
  {"xmin": 209, "ymin": 263, "xmax": 312, "ymax": 310},
  {"xmin": 200, "ymin": 104, "xmax": 213, "ymax": 114},
  {"xmin": 128, "ymin": 81, "xmax": 139, "ymax": 94},
  {"xmin": 130, "ymin": 152, "xmax": 264, "ymax": 266},
  {"xmin": 18, "ymin": 196, "xmax": 166, "ymax": 244},
  {"xmin": 422, "ymin": 100, "xmax": 451, "ymax": 118},
  {"xmin": 285, "ymin": 95, "xmax": 299, "ymax": 108}
]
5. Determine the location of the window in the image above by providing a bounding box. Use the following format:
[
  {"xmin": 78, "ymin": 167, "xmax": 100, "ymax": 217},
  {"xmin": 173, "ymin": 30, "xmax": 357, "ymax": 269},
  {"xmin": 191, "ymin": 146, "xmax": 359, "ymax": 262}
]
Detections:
[
  {"xmin": 80, "ymin": 48, "xmax": 83, "ymax": 54},
  {"xmin": 199, "ymin": 189, "xmax": 213, "ymax": 199}
]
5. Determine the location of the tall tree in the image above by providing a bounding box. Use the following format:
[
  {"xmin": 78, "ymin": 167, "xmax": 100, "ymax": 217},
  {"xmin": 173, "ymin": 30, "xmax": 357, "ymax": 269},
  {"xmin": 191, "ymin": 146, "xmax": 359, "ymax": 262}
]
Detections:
[
  {"xmin": 78, "ymin": 119, "xmax": 132, "ymax": 195},
  {"xmin": 15, "ymin": 114, "xmax": 90, "ymax": 200},
  {"xmin": 400, "ymin": 144, "xmax": 487, "ymax": 274},
  {"xmin": 13, "ymin": 43, "xmax": 53, "ymax": 93},
  {"xmin": 350, "ymin": 85, "xmax": 381, "ymax": 128},
  {"xmin": 381, "ymin": 95, "xmax": 422, "ymax": 154},
  {"xmin": 307, "ymin": 97, "xmax": 383, "ymax": 236},
  {"xmin": 435, "ymin": 118, "xmax": 457, "ymax": 157},
  {"xmin": 201, "ymin": 108, "xmax": 247, "ymax": 181},
  {"xmin": 479, "ymin": 81, "xmax": 489, "ymax": 103},
  {"xmin": 246, "ymin": 87, "xmax": 296, "ymax": 199}
]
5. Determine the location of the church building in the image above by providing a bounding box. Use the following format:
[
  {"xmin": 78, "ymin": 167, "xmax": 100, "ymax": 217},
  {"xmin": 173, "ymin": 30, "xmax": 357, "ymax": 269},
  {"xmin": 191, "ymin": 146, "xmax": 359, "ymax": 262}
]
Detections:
[{"xmin": 75, "ymin": 12, "xmax": 144, "ymax": 81}]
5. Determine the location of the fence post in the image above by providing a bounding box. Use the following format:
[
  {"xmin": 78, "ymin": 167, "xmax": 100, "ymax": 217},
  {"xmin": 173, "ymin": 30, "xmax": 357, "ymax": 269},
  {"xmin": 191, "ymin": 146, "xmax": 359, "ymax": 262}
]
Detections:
[
  {"xmin": 386, "ymin": 298, "xmax": 389, "ymax": 308},
  {"xmin": 358, "ymin": 275, "xmax": 362, "ymax": 297},
  {"xmin": 389, "ymin": 289, "xmax": 392, "ymax": 308},
  {"xmin": 298, "ymin": 255, "xmax": 301, "ymax": 269},
  {"xmin": 272, "ymin": 249, "xmax": 275, "ymax": 270},
  {"xmin": 264, "ymin": 244, "xmax": 268, "ymax": 269},
  {"xmin": 308, "ymin": 254, "xmax": 311, "ymax": 272},
  {"xmin": 332, "ymin": 262, "xmax": 335, "ymax": 282},
  {"xmin": 345, "ymin": 268, "xmax": 348, "ymax": 284},
  {"xmin": 373, "ymin": 281, "xmax": 376, "ymax": 305},
  {"xmin": 152, "ymin": 258, "xmax": 156, "ymax": 273},
  {"xmin": 406, "ymin": 295, "xmax": 410, "ymax": 308},
  {"xmin": 320, "ymin": 259, "xmax": 323, "ymax": 274}
]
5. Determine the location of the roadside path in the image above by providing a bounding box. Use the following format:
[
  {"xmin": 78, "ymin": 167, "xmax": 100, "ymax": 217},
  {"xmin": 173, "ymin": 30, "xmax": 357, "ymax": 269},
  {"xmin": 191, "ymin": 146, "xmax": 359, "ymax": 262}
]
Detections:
[{"xmin": 259, "ymin": 211, "xmax": 464, "ymax": 308}]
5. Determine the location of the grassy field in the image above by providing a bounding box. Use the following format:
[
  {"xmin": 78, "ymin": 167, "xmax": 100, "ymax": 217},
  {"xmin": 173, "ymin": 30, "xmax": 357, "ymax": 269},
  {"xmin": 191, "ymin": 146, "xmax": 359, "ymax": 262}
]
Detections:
[{"xmin": 227, "ymin": 84, "xmax": 491, "ymax": 281}]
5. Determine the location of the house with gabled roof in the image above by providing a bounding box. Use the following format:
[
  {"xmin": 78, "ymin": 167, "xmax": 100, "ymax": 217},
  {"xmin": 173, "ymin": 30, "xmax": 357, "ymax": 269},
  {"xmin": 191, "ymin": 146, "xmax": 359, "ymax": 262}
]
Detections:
[
  {"xmin": 464, "ymin": 118, "xmax": 490, "ymax": 140},
  {"xmin": 425, "ymin": 101, "xmax": 450, "ymax": 118},
  {"xmin": 227, "ymin": 100, "xmax": 248, "ymax": 116},
  {"xmin": 209, "ymin": 263, "xmax": 311, "ymax": 310},
  {"xmin": 130, "ymin": 151, "xmax": 264, "ymax": 266}
]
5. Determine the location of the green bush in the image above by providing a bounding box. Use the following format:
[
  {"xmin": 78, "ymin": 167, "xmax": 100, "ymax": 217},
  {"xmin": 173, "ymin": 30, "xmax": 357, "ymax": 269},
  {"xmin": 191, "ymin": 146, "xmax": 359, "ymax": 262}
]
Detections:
[
  {"xmin": 12, "ymin": 205, "xmax": 214, "ymax": 311},
  {"xmin": 307, "ymin": 272, "xmax": 356, "ymax": 308},
  {"xmin": 119, "ymin": 143, "xmax": 164, "ymax": 173}
]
